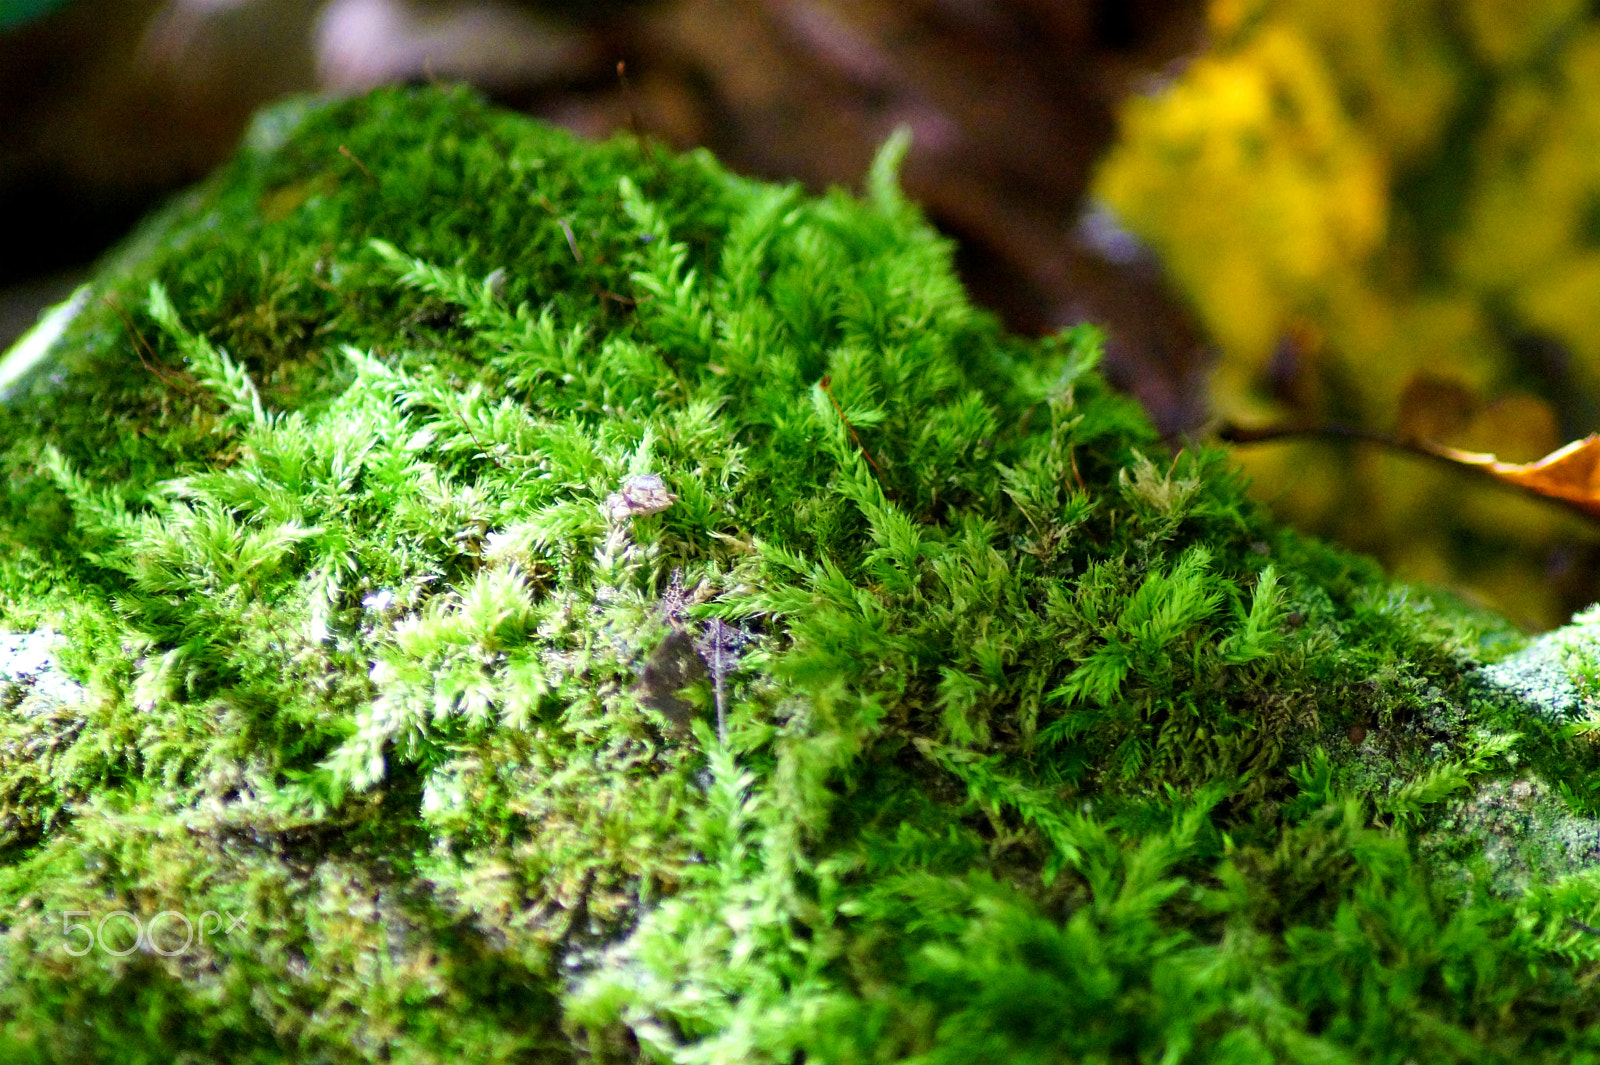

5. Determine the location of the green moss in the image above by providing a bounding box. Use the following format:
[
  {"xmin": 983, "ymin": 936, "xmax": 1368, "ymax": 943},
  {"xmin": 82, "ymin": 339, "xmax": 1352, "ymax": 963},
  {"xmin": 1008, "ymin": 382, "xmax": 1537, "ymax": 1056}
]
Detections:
[{"xmin": 0, "ymin": 84, "xmax": 1598, "ymax": 1062}]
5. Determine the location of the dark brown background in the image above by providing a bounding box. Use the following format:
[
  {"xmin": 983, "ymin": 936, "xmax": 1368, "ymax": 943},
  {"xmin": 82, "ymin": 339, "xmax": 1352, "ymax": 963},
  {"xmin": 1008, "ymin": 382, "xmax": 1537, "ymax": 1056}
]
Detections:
[{"xmin": 0, "ymin": 0, "xmax": 1211, "ymax": 431}]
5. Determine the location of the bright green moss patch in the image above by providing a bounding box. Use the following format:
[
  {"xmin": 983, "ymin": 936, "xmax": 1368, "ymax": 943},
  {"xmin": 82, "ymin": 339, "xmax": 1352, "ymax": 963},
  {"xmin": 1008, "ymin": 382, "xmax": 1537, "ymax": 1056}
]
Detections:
[{"xmin": 1, "ymin": 85, "xmax": 1600, "ymax": 1062}]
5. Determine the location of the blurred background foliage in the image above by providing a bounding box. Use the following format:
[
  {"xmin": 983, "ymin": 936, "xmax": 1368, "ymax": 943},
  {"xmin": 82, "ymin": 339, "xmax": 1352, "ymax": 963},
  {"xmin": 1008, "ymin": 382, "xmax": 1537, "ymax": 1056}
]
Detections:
[
  {"xmin": 1098, "ymin": 0, "xmax": 1600, "ymax": 628},
  {"xmin": 0, "ymin": 0, "xmax": 1212, "ymax": 421},
  {"xmin": 5, "ymin": 0, "xmax": 1600, "ymax": 627}
]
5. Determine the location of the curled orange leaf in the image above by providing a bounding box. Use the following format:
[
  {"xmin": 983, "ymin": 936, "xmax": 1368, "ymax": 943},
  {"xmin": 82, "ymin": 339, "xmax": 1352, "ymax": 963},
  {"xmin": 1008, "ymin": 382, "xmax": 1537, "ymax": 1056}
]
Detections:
[
  {"xmin": 1423, "ymin": 435, "xmax": 1600, "ymax": 520},
  {"xmin": 1219, "ymin": 422, "xmax": 1600, "ymax": 524}
]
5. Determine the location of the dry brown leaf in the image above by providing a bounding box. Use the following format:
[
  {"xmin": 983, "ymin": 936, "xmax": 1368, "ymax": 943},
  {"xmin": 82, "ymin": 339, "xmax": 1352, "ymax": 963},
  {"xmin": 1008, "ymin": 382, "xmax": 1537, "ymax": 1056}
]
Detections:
[
  {"xmin": 1396, "ymin": 372, "xmax": 1478, "ymax": 445},
  {"xmin": 1427, "ymin": 435, "xmax": 1600, "ymax": 519}
]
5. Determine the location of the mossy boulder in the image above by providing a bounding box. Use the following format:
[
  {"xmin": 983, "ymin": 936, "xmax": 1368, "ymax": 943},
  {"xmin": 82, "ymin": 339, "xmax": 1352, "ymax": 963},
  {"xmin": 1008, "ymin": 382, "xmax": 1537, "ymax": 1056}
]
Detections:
[{"xmin": 1, "ymin": 85, "xmax": 1600, "ymax": 1062}]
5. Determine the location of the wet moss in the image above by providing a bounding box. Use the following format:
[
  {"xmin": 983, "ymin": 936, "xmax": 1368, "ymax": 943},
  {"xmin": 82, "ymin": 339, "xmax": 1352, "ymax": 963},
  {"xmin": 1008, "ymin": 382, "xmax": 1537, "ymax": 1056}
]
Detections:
[{"xmin": 0, "ymin": 85, "xmax": 1598, "ymax": 1062}]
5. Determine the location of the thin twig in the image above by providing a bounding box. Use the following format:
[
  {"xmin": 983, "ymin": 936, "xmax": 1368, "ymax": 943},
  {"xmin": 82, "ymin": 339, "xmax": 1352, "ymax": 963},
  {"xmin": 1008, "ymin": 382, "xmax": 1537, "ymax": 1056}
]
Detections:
[
  {"xmin": 102, "ymin": 295, "xmax": 202, "ymax": 398},
  {"xmin": 1220, "ymin": 420, "xmax": 1444, "ymax": 458},
  {"xmin": 338, "ymin": 145, "xmax": 376, "ymax": 183},
  {"xmin": 819, "ymin": 375, "xmax": 890, "ymax": 485},
  {"xmin": 445, "ymin": 397, "xmax": 505, "ymax": 470},
  {"xmin": 617, "ymin": 61, "xmax": 657, "ymax": 166},
  {"xmin": 1221, "ymin": 420, "xmax": 1520, "ymax": 472}
]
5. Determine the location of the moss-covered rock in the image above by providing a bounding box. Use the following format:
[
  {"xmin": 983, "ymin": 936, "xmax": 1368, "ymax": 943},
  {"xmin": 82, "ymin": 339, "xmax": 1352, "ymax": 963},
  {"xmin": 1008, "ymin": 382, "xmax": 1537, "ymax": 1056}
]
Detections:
[{"xmin": 1, "ymin": 84, "xmax": 1600, "ymax": 1062}]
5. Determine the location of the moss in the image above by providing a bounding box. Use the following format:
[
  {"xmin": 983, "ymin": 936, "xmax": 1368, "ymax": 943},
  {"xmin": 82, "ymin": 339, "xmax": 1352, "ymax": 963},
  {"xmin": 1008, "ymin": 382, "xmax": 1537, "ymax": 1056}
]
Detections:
[{"xmin": 0, "ymin": 84, "xmax": 1599, "ymax": 1061}]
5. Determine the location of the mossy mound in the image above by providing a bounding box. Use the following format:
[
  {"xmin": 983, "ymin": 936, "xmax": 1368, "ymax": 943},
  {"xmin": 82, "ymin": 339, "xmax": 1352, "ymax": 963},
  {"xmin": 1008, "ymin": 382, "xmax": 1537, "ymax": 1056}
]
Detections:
[{"xmin": 2, "ymin": 85, "xmax": 1600, "ymax": 1062}]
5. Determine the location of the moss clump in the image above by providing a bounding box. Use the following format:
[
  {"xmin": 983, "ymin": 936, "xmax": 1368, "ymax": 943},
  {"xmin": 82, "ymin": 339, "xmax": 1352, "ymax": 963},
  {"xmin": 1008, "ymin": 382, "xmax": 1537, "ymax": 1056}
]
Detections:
[{"xmin": 1, "ymin": 85, "xmax": 1599, "ymax": 1062}]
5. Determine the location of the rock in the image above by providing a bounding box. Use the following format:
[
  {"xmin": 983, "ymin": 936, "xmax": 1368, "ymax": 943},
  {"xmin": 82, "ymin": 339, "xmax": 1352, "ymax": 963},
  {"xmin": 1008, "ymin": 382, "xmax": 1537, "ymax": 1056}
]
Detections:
[
  {"xmin": 0, "ymin": 630, "xmax": 84, "ymax": 712},
  {"xmin": 1, "ymin": 85, "xmax": 1599, "ymax": 1062}
]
